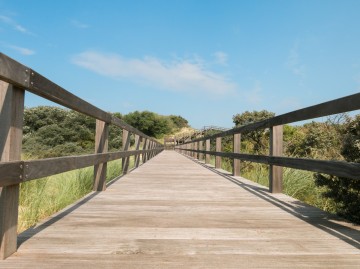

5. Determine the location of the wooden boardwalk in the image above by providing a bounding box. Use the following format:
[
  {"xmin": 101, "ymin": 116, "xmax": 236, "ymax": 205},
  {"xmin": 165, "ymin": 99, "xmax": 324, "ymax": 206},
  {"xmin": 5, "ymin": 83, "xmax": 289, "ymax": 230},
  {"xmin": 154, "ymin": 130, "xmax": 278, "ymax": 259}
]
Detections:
[{"xmin": 1, "ymin": 151, "xmax": 360, "ymax": 268}]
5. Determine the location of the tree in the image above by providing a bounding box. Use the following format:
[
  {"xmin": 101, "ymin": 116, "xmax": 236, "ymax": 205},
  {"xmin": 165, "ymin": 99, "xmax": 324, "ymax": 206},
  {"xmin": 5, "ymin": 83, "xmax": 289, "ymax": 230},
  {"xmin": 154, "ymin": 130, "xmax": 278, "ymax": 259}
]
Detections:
[
  {"xmin": 123, "ymin": 111, "xmax": 172, "ymax": 138},
  {"xmin": 232, "ymin": 110, "xmax": 275, "ymax": 153},
  {"xmin": 314, "ymin": 115, "xmax": 360, "ymax": 223},
  {"xmin": 169, "ymin": 115, "xmax": 189, "ymax": 129}
]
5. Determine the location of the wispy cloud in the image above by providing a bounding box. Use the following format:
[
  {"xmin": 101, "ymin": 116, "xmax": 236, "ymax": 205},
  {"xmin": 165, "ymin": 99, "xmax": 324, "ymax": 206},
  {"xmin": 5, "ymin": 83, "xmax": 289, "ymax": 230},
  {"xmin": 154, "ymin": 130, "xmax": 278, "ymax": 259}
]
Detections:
[
  {"xmin": 71, "ymin": 19, "xmax": 89, "ymax": 29},
  {"xmin": 286, "ymin": 42, "xmax": 305, "ymax": 77},
  {"xmin": 9, "ymin": 45, "xmax": 35, "ymax": 55},
  {"xmin": 72, "ymin": 51, "xmax": 236, "ymax": 95},
  {"xmin": 244, "ymin": 81, "xmax": 263, "ymax": 105},
  {"xmin": 213, "ymin": 51, "xmax": 228, "ymax": 65},
  {"xmin": 0, "ymin": 15, "xmax": 32, "ymax": 34}
]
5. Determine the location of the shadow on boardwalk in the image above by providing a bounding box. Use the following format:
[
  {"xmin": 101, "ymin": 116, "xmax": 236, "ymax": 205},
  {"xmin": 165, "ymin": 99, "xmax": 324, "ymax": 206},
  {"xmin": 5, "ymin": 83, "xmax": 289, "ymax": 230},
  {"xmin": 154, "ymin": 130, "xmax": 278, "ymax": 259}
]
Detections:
[{"xmin": 185, "ymin": 154, "xmax": 360, "ymax": 250}]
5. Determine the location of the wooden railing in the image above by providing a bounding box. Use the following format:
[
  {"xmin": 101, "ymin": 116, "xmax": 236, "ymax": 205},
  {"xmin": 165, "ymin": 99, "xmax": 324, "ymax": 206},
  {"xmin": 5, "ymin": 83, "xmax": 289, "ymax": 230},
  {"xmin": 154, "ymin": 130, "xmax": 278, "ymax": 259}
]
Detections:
[
  {"xmin": 176, "ymin": 92, "xmax": 360, "ymax": 194},
  {"xmin": 0, "ymin": 53, "xmax": 163, "ymax": 259}
]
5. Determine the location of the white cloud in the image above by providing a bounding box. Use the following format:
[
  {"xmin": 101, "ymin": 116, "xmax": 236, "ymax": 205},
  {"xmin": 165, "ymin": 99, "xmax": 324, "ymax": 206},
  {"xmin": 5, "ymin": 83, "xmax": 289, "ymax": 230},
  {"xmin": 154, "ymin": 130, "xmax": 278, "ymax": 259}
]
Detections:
[
  {"xmin": 213, "ymin": 51, "xmax": 228, "ymax": 65},
  {"xmin": 9, "ymin": 45, "xmax": 35, "ymax": 55},
  {"xmin": 244, "ymin": 81, "xmax": 263, "ymax": 105},
  {"xmin": 72, "ymin": 51, "xmax": 236, "ymax": 95},
  {"xmin": 71, "ymin": 20, "xmax": 89, "ymax": 29},
  {"xmin": 0, "ymin": 15, "xmax": 32, "ymax": 34},
  {"xmin": 286, "ymin": 42, "xmax": 305, "ymax": 77}
]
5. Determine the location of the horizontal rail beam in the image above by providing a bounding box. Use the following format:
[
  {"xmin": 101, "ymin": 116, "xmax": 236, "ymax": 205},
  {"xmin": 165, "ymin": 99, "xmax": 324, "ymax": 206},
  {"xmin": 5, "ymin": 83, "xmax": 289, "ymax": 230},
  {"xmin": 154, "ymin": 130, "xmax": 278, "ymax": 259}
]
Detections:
[
  {"xmin": 0, "ymin": 161, "xmax": 23, "ymax": 186},
  {"xmin": 0, "ymin": 149, "xmax": 163, "ymax": 187},
  {"xmin": 179, "ymin": 148, "xmax": 360, "ymax": 180},
  {"xmin": 0, "ymin": 53, "xmax": 160, "ymax": 144},
  {"xmin": 183, "ymin": 92, "xmax": 360, "ymax": 144}
]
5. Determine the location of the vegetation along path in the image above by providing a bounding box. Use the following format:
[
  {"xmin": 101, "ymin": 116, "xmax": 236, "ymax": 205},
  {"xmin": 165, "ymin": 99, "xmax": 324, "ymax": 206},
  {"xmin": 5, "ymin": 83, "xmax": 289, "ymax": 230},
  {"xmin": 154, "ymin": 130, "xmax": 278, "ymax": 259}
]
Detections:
[{"xmin": 1, "ymin": 150, "xmax": 360, "ymax": 268}]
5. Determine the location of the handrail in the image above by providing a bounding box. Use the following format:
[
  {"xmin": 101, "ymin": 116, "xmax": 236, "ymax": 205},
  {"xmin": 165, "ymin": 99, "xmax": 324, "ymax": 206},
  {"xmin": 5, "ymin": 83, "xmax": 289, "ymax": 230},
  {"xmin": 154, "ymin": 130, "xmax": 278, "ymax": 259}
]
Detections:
[
  {"xmin": 0, "ymin": 53, "xmax": 158, "ymax": 143},
  {"xmin": 176, "ymin": 92, "xmax": 360, "ymax": 193},
  {"xmin": 0, "ymin": 53, "xmax": 164, "ymax": 259}
]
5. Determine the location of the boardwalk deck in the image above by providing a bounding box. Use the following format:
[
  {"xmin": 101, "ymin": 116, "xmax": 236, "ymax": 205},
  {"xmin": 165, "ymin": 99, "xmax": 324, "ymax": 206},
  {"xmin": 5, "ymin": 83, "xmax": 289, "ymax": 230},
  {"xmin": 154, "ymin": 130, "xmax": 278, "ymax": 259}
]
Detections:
[{"xmin": 1, "ymin": 151, "xmax": 360, "ymax": 268}]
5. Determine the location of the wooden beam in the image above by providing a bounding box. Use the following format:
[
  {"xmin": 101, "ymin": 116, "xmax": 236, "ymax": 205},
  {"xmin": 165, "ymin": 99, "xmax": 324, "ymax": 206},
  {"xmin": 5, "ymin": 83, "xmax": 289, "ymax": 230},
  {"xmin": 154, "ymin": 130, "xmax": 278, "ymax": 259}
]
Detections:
[
  {"xmin": 193, "ymin": 142, "xmax": 198, "ymax": 159},
  {"xmin": 93, "ymin": 120, "xmax": 108, "ymax": 191},
  {"xmin": 205, "ymin": 139, "xmax": 210, "ymax": 164},
  {"xmin": 180, "ymin": 92, "xmax": 360, "ymax": 144},
  {"xmin": 198, "ymin": 141, "xmax": 204, "ymax": 161},
  {"xmin": 0, "ymin": 81, "xmax": 24, "ymax": 259},
  {"xmin": 134, "ymin": 135, "xmax": 141, "ymax": 168},
  {"xmin": 233, "ymin": 133, "xmax": 241, "ymax": 176},
  {"xmin": 142, "ymin": 138, "xmax": 148, "ymax": 163},
  {"xmin": 215, "ymin": 137, "xmax": 222, "ymax": 169},
  {"xmin": 269, "ymin": 125, "xmax": 283, "ymax": 193},
  {"xmin": 122, "ymin": 130, "xmax": 131, "ymax": 174}
]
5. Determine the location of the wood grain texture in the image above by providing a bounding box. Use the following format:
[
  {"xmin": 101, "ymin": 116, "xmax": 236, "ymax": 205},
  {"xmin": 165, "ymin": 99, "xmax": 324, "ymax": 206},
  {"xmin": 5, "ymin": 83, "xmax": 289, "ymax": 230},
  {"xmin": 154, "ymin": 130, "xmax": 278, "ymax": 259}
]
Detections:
[
  {"xmin": 269, "ymin": 125, "xmax": 283, "ymax": 193},
  {"xmin": 0, "ymin": 162, "xmax": 22, "ymax": 187},
  {"xmin": 122, "ymin": 130, "xmax": 131, "ymax": 174},
  {"xmin": 181, "ymin": 92, "xmax": 360, "ymax": 144},
  {"xmin": 1, "ymin": 151, "xmax": 360, "ymax": 268},
  {"xmin": 205, "ymin": 139, "xmax": 210, "ymax": 164},
  {"xmin": 215, "ymin": 137, "xmax": 222, "ymax": 169},
  {"xmin": 0, "ymin": 54, "xmax": 29, "ymax": 89},
  {"xmin": 93, "ymin": 120, "xmax": 109, "ymax": 192},
  {"xmin": 181, "ymin": 149, "xmax": 360, "ymax": 180},
  {"xmin": 0, "ymin": 82, "xmax": 24, "ymax": 259},
  {"xmin": 233, "ymin": 133, "xmax": 241, "ymax": 176}
]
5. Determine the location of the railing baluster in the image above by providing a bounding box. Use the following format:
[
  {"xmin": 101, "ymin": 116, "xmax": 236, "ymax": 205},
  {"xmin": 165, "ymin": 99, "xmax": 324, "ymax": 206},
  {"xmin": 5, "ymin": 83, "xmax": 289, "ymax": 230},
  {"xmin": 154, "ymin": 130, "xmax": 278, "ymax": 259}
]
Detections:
[
  {"xmin": 205, "ymin": 139, "xmax": 210, "ymax": 164},
  {"xmin": 269, "ymin": 125, "xmax": 283, "ymax": 193},
  {"xmin": 198, "ymin": 141, "xmax": 204, "ymax": 161},
  {"xmin": 0, "ymin": 81, "xmax": 24, "ymax": 259},
  {"xmin": 215, "ymin": 137, "xmax": 222, "ymax": 169},
  {"xmin": 93, "ymin": 120, "xmax": 109, "ymax": 191},
  {"xmin": 122, "ymin": 129, "xmax": 131, "ymax": 174},
  {"xmin": 233, "ymin": 133, "xmax": 241, "ymax": 176}
]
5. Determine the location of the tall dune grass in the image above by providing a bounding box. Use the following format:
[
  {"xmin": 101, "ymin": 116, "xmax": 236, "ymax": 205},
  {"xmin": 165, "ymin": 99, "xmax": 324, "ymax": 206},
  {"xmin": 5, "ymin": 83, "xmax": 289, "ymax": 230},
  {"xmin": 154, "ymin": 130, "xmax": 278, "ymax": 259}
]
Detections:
[{"xmin": 18, "ymin": 158, "xmax": 135, "ymax": 233}]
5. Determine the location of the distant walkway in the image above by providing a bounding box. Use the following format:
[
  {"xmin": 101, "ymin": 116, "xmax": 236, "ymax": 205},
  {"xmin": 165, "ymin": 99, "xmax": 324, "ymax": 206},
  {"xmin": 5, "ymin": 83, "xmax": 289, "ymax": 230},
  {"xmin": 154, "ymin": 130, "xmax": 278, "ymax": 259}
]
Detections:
[{"xmin": 2, "ymin": 151, "xmax": 360, "ymax": 268}]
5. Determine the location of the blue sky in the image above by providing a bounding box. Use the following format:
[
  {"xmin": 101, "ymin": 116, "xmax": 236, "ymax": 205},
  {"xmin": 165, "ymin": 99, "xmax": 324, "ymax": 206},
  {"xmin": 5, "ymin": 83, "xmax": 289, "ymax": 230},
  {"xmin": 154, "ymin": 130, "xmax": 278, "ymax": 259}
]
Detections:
[{"xmin": 1, "ymin": 0, "xmax": 359, "ymax": 128}]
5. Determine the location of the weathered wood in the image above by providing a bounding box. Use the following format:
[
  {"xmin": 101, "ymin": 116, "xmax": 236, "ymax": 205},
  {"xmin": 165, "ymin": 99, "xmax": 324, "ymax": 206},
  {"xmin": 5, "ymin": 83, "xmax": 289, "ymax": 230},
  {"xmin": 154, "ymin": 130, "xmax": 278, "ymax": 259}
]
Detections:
[
  {"xmin": 193, "ymin": 142, "xmax": 198, "ymax": 159},
  {"xmin": 205, "ymin": 139, "xmax": 210, "ymax": 164},
  {"xmin": 0, "ymin": 54, "xmax": 29, "ymax": 89},
  {"xmin": 0, "ymin": 82, "xmax": 24, "ymax": 259},
  {"xmin": 198, "ymin": 141, "xmax": 204, "ymax": 161},
  {"xmin": 2, "ymin": 151, "xmax": 360, "ymax": 268},
  {"xmin": 134, "ymin": 135, "xmax": 141, "ymax": 168},
  {"xmin": 122, "ymin": 130, "xmax": 131, "ymax": 174},
  {"xmin": 29, "ymin": 71, "xmax": 111, "ymax": 123},
  {"xmin": 233, "ymin": 133, "xmax": 241, "ymax": 176},
  {"xmin": 182, "ymin": 92, "xmax": 360, "ymax": 144},
  {"xmin": 269, "ymin": 125, "xmax": 283, "ymax": 193},
  {"xmin": 93, "ymin": 120, "xmax": 109, "ymax": 191},
  {"xmin": 142, "ymin": 138, "xmax": 148, "ymax": 163},
  {"xmin": 182, "ymin": 149, "xmax": 360, "ymax": 180},
  {"xmin": 0, "ymin": 162, "xmax": 22, "ymax": 187},
  {"xmin": 0, "ymin": 54, "xmax": 164, "ymax": 148},
  {"xmin": 13, "ymin": 150, "xmax": 153, "ymax": 183},
  {"xmin": 215, "ymin": 137, "xmax": 222, "ymax": 169}
]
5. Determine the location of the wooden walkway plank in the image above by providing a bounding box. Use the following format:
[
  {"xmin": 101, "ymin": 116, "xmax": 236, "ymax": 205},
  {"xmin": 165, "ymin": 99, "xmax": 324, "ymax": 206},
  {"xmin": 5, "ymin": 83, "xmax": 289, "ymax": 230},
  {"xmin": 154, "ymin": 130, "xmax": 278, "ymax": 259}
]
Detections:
[{"xmin": 1, "ymin": 151, "xmax": 360, "ymax": 268}]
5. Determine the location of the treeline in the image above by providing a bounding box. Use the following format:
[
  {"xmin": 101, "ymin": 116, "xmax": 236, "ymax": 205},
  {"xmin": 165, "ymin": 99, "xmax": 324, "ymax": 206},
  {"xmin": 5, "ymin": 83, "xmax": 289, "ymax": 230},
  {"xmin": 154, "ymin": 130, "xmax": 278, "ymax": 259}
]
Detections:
[
  {"xmin": 23, "ymin": 106, "xmax": 188, "ymax": 159},
  {"xmin": 230, "ymin": 110, "xmax": 360, "ymax": 223}
]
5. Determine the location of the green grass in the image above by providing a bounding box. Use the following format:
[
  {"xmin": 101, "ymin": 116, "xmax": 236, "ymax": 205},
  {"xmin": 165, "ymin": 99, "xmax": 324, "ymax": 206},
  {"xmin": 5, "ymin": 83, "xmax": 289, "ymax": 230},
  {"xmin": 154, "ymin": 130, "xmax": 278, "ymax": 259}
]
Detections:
[{"xmin": 18, "ymin": 157, "xmax": 135, "ymax": 233}]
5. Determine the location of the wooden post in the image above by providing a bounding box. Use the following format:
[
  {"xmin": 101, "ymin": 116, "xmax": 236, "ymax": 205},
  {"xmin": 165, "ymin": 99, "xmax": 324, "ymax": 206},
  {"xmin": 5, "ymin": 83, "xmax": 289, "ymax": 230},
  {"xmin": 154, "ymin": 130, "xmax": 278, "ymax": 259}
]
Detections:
[
  {"xmin": 215, "ymin": 137, "xmax": 222, "ymax": 169},
  {"xmin": 198, "ymin": 141, "xmax": 204, "ymax": 161},
  {"xmin": 205, "ymin": 139, "xmax": 210, "ymax": 164},
  {"xmin": 269, "ymin": 125, "xmax": 283, "ymax": 193},
  {"xmin": 122, "ymin": 129, "xmax": 131, "ymax": 174},
  {"xmin": 93, "ymin": 120, "xmax": 109, "ymax": 191},
  {"xmin": 0, "ymin": 82, "xmax": 24, "ymax": 259},
  {"xmin": 193, "ymin": 142, "xmax": 199, "ymax": 159},
  {"xmin": 142, "ymin": 138, "xmax": 148, "ymax": 163},
  {"xmin": 134, "ymin": 135, "xmax": 141, "ymax": 168},
  {"xmin": 233, "ymin": 133, "xmax": 241, "ymax": 176}
]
